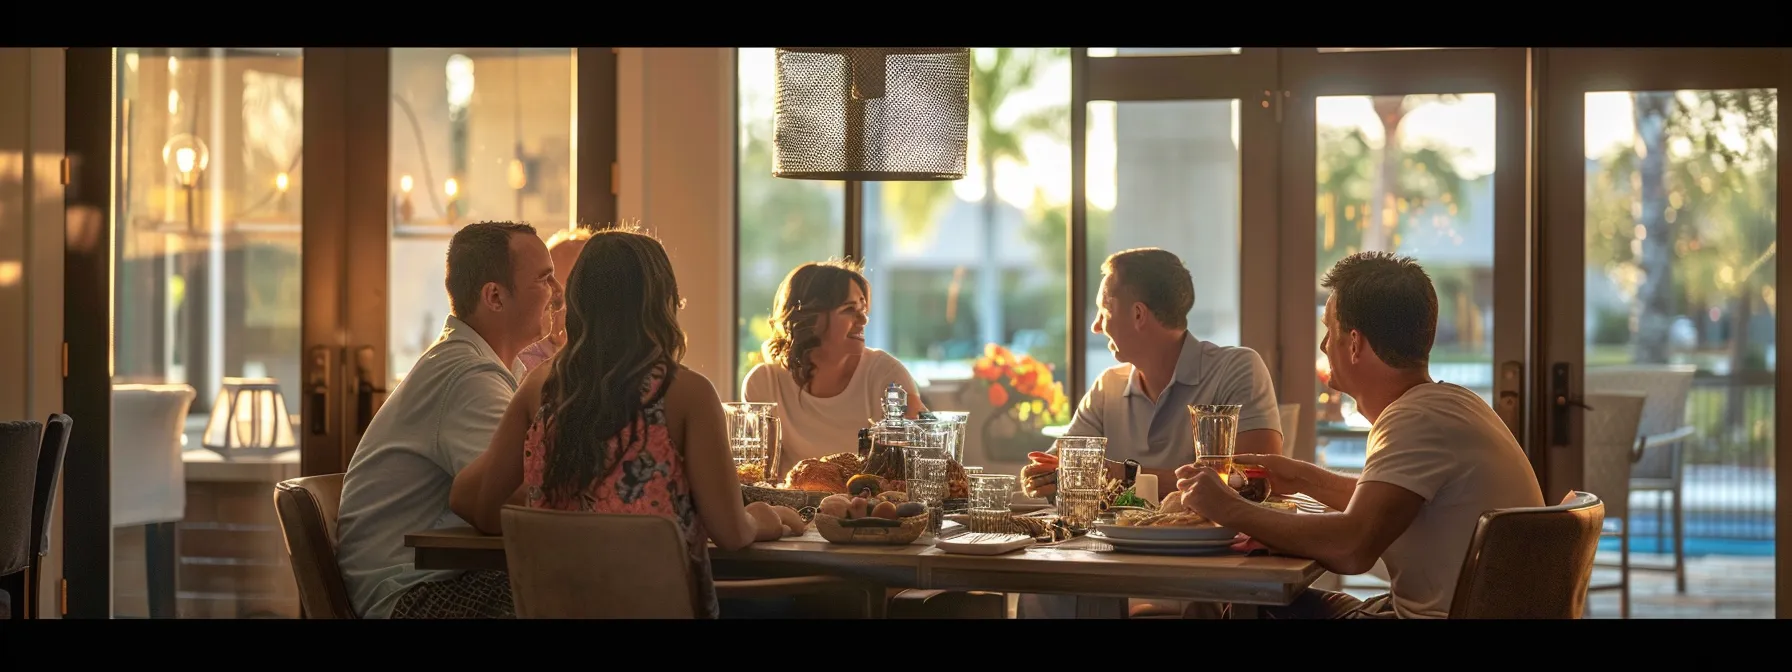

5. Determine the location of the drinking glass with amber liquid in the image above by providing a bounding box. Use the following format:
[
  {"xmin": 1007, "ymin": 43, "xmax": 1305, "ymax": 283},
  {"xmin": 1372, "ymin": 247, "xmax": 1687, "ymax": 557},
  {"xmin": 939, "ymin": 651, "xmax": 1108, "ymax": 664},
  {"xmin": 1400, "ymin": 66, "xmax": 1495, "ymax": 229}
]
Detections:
[{"xmin": 1188, "ymin": 404, "xmax": 1270, "ymax": 502}]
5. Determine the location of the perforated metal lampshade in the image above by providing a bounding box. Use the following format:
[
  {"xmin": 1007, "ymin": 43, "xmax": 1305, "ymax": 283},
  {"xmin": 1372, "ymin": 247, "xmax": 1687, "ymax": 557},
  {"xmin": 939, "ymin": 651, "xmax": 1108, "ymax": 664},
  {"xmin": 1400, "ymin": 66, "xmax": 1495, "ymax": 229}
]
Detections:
[{"xmin": 773, "ymin": 47, "xmax": 970, "ymax": 181}]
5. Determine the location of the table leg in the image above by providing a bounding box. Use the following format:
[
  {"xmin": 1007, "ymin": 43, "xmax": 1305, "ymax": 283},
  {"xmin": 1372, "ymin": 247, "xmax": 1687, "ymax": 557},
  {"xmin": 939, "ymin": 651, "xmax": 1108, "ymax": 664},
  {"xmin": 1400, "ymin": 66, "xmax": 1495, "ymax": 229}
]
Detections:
[{"xmin": 145, "ymin": 522, "xmax": 178, "ymax": 619}]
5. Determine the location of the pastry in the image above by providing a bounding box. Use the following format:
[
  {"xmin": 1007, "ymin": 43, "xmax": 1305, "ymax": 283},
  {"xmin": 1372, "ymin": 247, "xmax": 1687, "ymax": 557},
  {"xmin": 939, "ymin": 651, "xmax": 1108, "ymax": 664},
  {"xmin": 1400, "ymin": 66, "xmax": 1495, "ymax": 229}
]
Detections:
[
  {"xmin": 783, "ymin": 458, "xmax": 851, "ymax": 493},
  {"xmin": 945, "ymin": 459, "xmax": 970, "ymax": 500},
  {"xmin": 819, "ymin": 451, "xmax": 864, "ymax": 475}
]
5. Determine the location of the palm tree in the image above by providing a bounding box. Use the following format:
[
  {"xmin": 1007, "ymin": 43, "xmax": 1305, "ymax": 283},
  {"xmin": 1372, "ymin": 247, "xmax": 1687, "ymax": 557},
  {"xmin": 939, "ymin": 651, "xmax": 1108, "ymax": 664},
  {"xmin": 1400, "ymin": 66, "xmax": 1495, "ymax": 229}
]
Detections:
[
  {"xmin": 1316, "ymin": 98, "xmax": 1470, "ymax": 268},
  {"xmin": 881, "ymin": 48, "xmax": 1068, "ymax": 348},
  {"xmin": 1588, "ymin": 89, "xmax": 1778, "ymax": 430},
  {"xmin": 1362, "ymin": 94, "xmax": 1465, "ymax": 252}
]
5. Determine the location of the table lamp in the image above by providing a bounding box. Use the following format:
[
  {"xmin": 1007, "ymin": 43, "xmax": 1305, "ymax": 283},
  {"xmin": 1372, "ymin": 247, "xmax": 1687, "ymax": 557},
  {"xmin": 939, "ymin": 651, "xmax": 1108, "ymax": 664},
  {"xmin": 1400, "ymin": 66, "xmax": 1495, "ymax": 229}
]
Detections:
[{"xmin": 201, "ymin": 377, "xmax": 297, "ymax": 459}]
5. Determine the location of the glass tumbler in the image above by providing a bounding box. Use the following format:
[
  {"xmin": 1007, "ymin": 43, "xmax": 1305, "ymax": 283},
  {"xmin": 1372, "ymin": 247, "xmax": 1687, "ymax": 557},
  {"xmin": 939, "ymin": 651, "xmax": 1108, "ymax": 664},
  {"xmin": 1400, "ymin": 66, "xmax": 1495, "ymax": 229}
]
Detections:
[
  {"xmin": 968, "ymin": 474, "xmax": 1017, "ymax": 533},
  {"xmin": 1053, "ymin": 436, "xmax": 1108, "ymax": 530},
  {"xmin": 1188, "ymin": 404, "xmax": 1241, "ymax": 474}
]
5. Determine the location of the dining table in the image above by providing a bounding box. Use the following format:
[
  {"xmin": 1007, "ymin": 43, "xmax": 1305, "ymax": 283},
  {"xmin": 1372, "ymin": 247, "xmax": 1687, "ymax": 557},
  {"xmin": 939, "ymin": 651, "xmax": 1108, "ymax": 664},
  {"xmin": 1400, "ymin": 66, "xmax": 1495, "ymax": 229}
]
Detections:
[{"xmin": 404, "ymin": 522, "xmax": 1327, "ymax": 618}]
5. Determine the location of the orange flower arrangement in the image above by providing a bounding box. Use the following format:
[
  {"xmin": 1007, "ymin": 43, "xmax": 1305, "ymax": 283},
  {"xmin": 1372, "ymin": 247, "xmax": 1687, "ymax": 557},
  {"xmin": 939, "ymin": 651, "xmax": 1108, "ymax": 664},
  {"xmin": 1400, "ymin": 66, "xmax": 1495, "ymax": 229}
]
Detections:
[{"xmin": 971, "ymin": 343, "xmax": 1071, "ymax": 424}]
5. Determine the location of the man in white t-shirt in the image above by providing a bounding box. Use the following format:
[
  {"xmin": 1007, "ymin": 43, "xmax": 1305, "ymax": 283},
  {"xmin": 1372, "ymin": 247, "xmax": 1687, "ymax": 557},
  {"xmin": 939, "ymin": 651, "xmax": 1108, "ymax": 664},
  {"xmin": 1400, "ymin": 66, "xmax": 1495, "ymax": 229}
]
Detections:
[{"xmin": 1177, "ymin": 251, "xmax": 1543, "ymax": 619}]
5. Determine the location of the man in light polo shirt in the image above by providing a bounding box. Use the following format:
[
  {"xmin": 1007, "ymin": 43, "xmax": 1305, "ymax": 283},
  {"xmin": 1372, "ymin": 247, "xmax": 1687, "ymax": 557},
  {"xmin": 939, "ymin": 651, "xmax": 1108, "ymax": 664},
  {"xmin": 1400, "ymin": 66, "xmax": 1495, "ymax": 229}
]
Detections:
[
  {"xmin": 1022, "ymin": 247, "xmax": 1283, "ymax": 501},
  {"xmin": 1017, "ymin": 247, "xmax": 1282, "ymax": 618},
  {"xmin": 334, "ymin": 220, "xmax": 563, "ymax": 619}
]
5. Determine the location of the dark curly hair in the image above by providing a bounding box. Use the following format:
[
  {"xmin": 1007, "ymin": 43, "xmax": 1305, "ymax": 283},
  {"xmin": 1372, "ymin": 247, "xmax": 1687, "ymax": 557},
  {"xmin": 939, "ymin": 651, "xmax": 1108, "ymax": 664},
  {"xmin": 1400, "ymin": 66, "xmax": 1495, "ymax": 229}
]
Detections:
[{"xmin": 760, "ymin": 260, "xmax": 869, "ymax": 390}]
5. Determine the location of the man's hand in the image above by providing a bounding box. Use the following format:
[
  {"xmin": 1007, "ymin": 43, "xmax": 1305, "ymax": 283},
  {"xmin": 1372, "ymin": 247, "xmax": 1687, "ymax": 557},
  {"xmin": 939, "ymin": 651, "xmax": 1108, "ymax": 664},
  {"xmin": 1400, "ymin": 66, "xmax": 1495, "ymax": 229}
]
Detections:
[
  {"xmin": 1019, "ymin": 451, "xmax": 1058, "ymax": 499},
  {"xmin": 1174, "ymin": 464, "xmax": 1241, "ymax": 517},
  {"xmin": 744, "ymin": 501, "xmax": 785, "ymax": 542},
  {"xmin": 1231, "ymin": 453, "xmax": 1320, "ymax": 498}
]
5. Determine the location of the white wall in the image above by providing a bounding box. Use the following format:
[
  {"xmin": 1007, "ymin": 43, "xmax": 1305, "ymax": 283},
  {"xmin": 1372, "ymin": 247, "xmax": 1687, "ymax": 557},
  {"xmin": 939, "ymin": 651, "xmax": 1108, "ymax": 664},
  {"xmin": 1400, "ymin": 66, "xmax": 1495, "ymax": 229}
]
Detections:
[
  {"xmin": 0, "ymin": 46, "xmax": 66, "ymax": 618},
  {"xmin": 616, "ymin": 48, "xmax": 736, "ymax": 385}
]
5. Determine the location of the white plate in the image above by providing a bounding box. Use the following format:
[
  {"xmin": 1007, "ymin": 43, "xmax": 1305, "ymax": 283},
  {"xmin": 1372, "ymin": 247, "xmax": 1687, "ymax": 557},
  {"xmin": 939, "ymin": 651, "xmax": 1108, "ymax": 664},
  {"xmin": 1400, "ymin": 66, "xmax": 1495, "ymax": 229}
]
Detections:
[
  {"xmin": 1092, "ymin": 521, "xmax": 1237, "ymax": 542},
  {"xmin": 936, "ymin": 533, "xmax": 1036, "ymax": 556},
  {"xmin": 1104, "ymin": 543, "xmax": 1237, "ymax": 557},
  {"xmin": 1089, "ymin": 531, "xmax": 1237, "ymax": 549}
]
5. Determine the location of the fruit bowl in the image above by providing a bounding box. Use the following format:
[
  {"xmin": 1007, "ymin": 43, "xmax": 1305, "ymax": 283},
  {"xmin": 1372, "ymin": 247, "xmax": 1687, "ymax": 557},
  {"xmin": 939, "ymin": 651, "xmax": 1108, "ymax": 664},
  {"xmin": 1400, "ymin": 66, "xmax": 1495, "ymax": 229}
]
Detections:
[
  {"xmin": 812, "ymin": 512, "xmax": 931, "ymax": 545},
  {"xmin": 740, "ymin": 484, "xmax": 832, "ymax": 521}
]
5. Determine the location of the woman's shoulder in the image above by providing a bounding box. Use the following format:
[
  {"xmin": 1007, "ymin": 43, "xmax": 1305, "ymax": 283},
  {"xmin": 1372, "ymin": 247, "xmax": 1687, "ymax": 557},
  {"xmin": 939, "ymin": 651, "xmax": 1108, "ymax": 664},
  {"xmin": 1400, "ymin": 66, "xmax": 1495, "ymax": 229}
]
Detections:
[
  {"xmin": 662, "ymin": 364, "xmax": 720, "ymax": 404},
  {"xmin": 861, "ymin": 348, "xmax": 916, "ymax": 376},
  {"xmin": 742, "ymin": 359, "xmax": 793, "ymax": 390}
]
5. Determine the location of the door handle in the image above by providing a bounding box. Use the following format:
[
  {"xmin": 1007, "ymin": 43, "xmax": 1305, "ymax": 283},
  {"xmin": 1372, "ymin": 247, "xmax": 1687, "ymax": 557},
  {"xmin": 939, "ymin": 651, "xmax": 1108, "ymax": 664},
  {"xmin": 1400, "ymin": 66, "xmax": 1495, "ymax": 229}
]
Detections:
[
  {"xmin": 308, "ymin": 346, "xmax": 332, "ymax": 436},
  {"xmin": 1494, "ymin": 360, "xmax": 1523, "ymax": 442},
  {"xmin": 1549, "ymin": 362, "xmax": 1594, "ymax": 446},
  {"xmin": 354, "ymin": 346, "xmax": 388, "ymax": 435}
]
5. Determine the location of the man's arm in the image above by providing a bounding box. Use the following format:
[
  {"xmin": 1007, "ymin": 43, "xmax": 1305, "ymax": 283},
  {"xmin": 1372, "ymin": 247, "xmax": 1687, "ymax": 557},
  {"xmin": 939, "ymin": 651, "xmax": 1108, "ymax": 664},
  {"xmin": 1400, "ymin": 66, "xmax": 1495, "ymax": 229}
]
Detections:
[
  {"xmin": 1205, "ymin": 480, "xmax": 1424, "ymax": 575},
  {"xmin": 1209, "ymin": 407, "xmax": 1452, "ymax": 572},
  {"xmin": 1235, "ymin": 429, "xmax": 1282, "ymax": 459},
  {"xmin": 442, "ymin": 364, "xmax": 520, "ymax": 532},
  {"xmin": 441, "ymin": 365, "xmax": 516, "ymax": 475},
  {"xmin": 1295, "ymin": 467, "xmax": 1361, "ymax": 513},
  {"xmin": 1223, "ymin": 349, "xmax": 1283, "ymax": 456}
]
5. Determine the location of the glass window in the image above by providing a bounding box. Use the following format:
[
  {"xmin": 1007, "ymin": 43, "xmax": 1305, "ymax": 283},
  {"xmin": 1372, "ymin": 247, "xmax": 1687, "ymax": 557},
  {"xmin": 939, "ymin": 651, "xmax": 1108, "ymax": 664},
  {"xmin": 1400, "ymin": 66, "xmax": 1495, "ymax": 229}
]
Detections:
[
  {"xmin": 111, "ymin": 47, "xmax": 305, "ymax": 618},
  {"xmin": 861, "ymin": 48, "xmax": 1071, "ymax": 474},
  {"xmin": 386, "ymin": 48, "xmax": 575, "ymax": 387},
  {"xmin": 1311, "ymin": 93, "xmax": 1497, "ymax": 470},
  {"xmin": 1083, "ymin": 99, "xmax": 1243, "ymax": 395},
  {"xmin": 733, "ymin": 48, "xmax": 847, "ymax": 392},
  {"xmin": 1582, "ymin": 88, "xmax": 1777, "ymax": 560}
]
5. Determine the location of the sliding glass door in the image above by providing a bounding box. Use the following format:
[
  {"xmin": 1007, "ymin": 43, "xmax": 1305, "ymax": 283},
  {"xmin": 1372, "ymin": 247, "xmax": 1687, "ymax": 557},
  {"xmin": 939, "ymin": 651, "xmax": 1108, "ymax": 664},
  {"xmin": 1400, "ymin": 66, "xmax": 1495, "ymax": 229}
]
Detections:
[{"xmin": 1536, "ymin": 47, "xmax": 1787, "ymax": 619}]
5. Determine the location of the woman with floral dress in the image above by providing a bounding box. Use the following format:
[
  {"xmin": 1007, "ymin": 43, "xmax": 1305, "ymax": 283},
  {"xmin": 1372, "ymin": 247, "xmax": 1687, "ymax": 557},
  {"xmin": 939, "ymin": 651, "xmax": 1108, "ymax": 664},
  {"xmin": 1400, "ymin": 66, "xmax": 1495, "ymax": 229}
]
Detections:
[{"xmin": 452, "ymin": 227, "xmax": 792, "ymax": 618}]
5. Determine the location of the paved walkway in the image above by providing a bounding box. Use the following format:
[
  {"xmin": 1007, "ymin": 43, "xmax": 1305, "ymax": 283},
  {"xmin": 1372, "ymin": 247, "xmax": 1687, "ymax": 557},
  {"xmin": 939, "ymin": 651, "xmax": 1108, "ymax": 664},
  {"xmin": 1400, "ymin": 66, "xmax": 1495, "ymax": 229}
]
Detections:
[
  {"xmin": 1340, "ymin": 551, "xmax": 1774, "ymax": 618},
  {"xmin": 1584, "ymin": 552, "xmax": 1774, "ymax": 619}
]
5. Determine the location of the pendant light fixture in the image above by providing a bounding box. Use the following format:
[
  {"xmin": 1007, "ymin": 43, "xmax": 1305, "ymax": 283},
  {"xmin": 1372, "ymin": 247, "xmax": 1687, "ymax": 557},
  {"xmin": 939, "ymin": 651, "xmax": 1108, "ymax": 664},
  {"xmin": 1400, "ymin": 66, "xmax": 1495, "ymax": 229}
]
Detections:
[{"xmin": 772, "ymin": 48, "xmax": 970, "ymax": 181}]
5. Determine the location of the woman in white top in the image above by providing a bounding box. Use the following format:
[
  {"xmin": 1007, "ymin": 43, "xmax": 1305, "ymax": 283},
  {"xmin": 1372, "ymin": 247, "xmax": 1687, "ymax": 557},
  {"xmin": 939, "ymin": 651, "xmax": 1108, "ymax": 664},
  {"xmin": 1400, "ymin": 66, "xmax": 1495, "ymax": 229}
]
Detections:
[{"xmin": 742, "ymin": 260, "xmax": 927, "ymax": 473}]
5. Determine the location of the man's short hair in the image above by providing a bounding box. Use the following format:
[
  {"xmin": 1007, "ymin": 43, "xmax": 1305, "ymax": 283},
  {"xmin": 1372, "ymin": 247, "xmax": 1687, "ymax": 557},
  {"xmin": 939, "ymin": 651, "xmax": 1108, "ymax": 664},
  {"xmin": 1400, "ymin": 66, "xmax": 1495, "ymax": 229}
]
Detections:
[
  {"xmin": 445, "ymin": 221, "xmax": 538, "ymax": 317},
  {"xmin": 1101, "ymin": 248, "xmax": 1195, "ymax": 330},
  {"xmin": 545, "ymin": 225, "xmax": 594, "ymax": 250},
  {"xmin": 1320, "ymin": 251, "xmax": 1438, "ymax": 370}
]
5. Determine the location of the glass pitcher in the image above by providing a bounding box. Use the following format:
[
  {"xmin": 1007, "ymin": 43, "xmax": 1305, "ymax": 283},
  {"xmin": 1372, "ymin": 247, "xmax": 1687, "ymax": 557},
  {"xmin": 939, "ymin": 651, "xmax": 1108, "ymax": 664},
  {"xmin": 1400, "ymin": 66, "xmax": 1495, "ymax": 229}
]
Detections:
[
  {"xmin": 922, "ymin": 410, "xmax": 970, "ymax": 464},
  {"xmin": 722, "ymin": 402, "xmax": 778, "ymax": 485},
  {"xmin": 905, "ymin": 418, "xmax": 955, "ymax": 534}
]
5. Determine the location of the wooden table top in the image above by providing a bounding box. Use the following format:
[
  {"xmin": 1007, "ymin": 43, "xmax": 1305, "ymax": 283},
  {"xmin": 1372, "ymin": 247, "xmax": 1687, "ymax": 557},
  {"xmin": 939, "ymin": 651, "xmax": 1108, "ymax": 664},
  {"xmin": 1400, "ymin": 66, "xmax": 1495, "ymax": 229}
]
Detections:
[{"xmin": 405, "ymin": 526, "xmax": 1324, "ymax": 607}]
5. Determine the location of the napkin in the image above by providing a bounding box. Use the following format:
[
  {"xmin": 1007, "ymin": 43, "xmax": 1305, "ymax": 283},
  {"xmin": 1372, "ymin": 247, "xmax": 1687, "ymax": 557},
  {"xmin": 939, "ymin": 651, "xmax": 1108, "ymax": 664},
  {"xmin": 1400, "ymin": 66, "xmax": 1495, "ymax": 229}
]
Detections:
[{"xmin": 1133, "ymin": 474, "xmax": 1157, "ymax": 500}]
